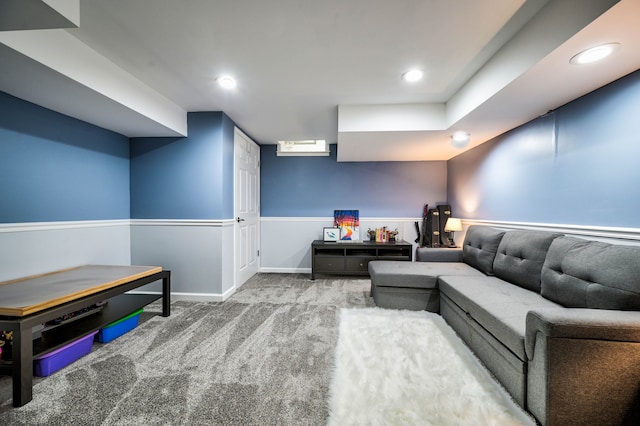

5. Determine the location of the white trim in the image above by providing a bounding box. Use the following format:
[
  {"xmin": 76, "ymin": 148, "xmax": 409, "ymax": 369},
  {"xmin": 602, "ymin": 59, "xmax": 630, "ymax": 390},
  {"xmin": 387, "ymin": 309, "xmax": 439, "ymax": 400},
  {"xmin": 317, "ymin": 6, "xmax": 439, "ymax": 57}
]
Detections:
[
  {"xmin": 260, "ymin": 267, "xmax": 312, "ymax": 274},
  {"xmin": 0, "ymin": 218, "xmax": 236, "ymax": 233},
  {"xmin": 131, "ymin": 219, "xmax": 234, "ymax": 227},
  {"xmin": 261, "ymin": 217, "xmax": 330, "ymax": 223},
  {"xmin": 220, "ymin": 286, "xmax": 237, "ymax": 301},
  {"xmin": 260, "ymin": 217, "xmax": 423, "ymax": 222},
  {"xmin": 129, "ymin": 288, "xmax": 236, "ymax": 302},
  {"xmin": 363, "ymin": 217, "xmax": 423, "ymax": 222},
  {"xmin": 463, "ymin": 219, "xmax": 640, "ymax": 241},
  {"xmin": 234, "ymin": 127, "xmax": 261, "ymax": 289},
  {"xmin": 0, "ymin": 219, "xmax": 130, "ymax": 233}
]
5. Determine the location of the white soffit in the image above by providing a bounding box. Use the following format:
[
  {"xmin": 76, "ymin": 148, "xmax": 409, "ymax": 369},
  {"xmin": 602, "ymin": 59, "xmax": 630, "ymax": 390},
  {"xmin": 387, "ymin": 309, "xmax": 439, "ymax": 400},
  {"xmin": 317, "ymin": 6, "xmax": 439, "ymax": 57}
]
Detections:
[
  {"xmin": 338, "ymin": 104, "xmax": 446, "ymax": 133},
  {"xmin": 0, "ymin": 29, "xmax": 187, "ymax": 137},
  {"xmin": 0, "ymin": 0, "xmax": 79, "ymax": 31},
  {"xmin": 337, "ymin": 0, "xmax": 622, "ymax": 162},
  {"xmin": 43, "ymin": 0, "xmax": 80, "ymax": 26}
]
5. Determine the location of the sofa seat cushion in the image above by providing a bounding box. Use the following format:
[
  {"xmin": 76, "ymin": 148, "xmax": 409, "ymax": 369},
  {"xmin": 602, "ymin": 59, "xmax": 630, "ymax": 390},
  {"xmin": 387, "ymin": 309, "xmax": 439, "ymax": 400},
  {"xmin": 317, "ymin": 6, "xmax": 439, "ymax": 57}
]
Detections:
[
  {"xmin": 369, "ymin": 260, "xmax": 484, "ymax": 289},
  {"xmin": 493, "ymin": 230, "xmax": 561, "ymax": 292},
  {"xmin": 439, "ymin": 275, "xmax": 562, "ymax": 359},
  {"xmin": 462, "ymin": 226, "xmax": 505, "ymax": 275},
  {"xmin": 542, "ymin": 236, "xmax": 640, "ymax": 310}
]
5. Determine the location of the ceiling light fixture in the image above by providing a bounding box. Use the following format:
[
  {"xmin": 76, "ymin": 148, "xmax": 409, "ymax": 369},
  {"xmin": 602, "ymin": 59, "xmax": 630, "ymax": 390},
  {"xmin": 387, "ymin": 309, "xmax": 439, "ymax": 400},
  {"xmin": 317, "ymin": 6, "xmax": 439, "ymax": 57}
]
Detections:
[
  {"xmin": 402, "ymin": 69, "xmax": 424, "ymax": 83},
  {"xmin": 217, "ymin": 75, "xmax": 237, "ymax": 89},
  {"xmin": 451, "ymin": 131, "xmax": 470, "ymax": 148},
  {"xmin": 570, "ymin": 43, "xmax": 620, "ymax": 65}
]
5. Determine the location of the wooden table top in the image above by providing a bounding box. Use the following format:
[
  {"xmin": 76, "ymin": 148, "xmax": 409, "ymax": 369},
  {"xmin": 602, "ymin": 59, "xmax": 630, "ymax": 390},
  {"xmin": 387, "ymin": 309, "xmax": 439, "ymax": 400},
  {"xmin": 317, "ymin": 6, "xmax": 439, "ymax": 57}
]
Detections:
[{"xmin": 0, "ymin": 265, "xmax": 162, "ymax": 317}]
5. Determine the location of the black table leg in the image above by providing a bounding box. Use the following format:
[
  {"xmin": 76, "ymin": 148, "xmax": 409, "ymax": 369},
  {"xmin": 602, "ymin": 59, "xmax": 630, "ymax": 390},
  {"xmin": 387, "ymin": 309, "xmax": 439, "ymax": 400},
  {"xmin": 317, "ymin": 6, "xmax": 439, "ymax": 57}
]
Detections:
[
  {"xmin": 162, "ymin": 271, "xmax": 171, "ymax": 317},
  {"xmin": 12, "ymin": 322, "xmax": 33, "ymax": 407}
]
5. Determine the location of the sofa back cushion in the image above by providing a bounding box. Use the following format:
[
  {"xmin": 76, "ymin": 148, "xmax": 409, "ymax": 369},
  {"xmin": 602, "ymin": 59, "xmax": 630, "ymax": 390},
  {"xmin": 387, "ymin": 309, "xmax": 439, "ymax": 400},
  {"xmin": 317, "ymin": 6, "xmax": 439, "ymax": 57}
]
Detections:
[
  {"xmin": 541, "ymin": 237, "xmax": 640, "ymax": 310},
  {"xmin": 493, "ymin": 230, "xmax": 561, "ymax": 292},
  {"xmin": 462, "ymin": 226, "xmax": 505, "ymax": 275}
]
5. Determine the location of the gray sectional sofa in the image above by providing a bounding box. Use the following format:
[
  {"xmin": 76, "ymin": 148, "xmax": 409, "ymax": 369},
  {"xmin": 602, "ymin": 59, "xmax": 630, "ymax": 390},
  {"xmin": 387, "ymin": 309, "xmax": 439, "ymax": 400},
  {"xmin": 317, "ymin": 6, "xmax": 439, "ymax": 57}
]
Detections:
[{"xmin": 368, "ymin": 225, "xmax": 640, "ymax": 426}]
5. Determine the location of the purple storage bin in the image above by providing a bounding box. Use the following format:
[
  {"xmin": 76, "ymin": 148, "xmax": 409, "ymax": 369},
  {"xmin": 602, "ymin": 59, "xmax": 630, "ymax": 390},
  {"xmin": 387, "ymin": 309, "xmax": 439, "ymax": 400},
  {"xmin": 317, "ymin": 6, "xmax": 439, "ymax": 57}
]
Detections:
[{"xmin": 34, "ymin": 331, "xmax": 98, "ymax": 377}]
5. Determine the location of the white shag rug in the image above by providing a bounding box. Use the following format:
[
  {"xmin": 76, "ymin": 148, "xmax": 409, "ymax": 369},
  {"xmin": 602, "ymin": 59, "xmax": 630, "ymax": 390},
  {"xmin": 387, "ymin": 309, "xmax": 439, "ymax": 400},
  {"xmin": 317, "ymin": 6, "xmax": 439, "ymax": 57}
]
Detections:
[{"xmin": 328, "ymin": 308, "xmax": 535, "ymax": 426}]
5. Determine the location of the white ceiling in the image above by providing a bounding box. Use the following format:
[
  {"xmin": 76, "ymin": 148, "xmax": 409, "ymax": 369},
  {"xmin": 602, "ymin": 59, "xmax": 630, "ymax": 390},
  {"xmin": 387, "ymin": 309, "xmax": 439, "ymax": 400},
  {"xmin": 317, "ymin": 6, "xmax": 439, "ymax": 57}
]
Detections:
[{"xmin": 0, "ymin": 0, "xmax": 639, "ymax": 161}]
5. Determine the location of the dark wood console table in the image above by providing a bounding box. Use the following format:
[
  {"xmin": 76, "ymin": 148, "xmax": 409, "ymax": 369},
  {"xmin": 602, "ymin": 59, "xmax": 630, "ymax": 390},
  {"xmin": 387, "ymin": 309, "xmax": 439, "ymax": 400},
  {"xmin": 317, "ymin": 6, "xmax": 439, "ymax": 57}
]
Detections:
[
  {"xmin": 311, "ymin": 240, "xmax": 412, "ymax": 279},
  {"xmin": 0, "ymin": 265, "xmax": 170, "ymax": 407}
]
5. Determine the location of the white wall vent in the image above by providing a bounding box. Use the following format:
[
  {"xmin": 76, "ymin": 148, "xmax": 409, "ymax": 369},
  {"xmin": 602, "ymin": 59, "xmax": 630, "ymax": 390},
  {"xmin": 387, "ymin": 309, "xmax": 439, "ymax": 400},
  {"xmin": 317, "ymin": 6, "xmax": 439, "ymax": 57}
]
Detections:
[{"xmin": 276, "ymin": 140, "xmax": 330, "ymax": 156}]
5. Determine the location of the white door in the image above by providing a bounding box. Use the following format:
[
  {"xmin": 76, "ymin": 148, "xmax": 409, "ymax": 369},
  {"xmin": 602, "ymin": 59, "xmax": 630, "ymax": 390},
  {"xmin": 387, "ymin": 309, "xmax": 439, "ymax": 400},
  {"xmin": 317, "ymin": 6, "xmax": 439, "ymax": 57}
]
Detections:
[{"xmin": 234, "ymin": 128, "xmax": 260, "ymax": 288}]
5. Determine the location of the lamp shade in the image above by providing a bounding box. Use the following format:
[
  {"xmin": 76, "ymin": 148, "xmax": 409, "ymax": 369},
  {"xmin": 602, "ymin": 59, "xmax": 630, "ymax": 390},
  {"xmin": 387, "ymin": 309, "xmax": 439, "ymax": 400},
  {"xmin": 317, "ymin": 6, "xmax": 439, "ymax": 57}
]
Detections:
[{"xmin": 444, "ymin": 218, "xmax": 462, "ymax": 232}]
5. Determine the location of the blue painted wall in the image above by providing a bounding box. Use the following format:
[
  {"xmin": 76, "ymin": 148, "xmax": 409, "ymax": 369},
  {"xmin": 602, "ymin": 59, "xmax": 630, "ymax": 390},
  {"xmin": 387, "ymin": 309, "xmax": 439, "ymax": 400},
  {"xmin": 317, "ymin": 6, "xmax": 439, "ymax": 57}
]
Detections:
[
  {"xmin": 448, "ymin": 69, "xmax": 640, "ymax": 227},
  {"xmin": 261, "ymin": 144, "xmax": 447, "ymax": 217},
  {"xmin": 6, "ymin": 65, "xmax": 638, "ymax": 230},
  {"xmin": 130, "ymin": 112, "xmax": 235, "ymax": 219},
  {"xmin": 0, "ymin": 92, "xmax": 130, "ymax": 223}
]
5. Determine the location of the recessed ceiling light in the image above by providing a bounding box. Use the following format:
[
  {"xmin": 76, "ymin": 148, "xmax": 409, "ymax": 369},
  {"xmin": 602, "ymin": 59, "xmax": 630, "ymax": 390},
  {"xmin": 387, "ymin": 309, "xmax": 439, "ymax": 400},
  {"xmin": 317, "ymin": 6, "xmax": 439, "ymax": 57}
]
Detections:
[
  {"xmin": 217, "ymin": 75, "xmax": 237, "ymax": 89},
  {"xmin": 570, "ymin": 43, "xmax": 620, "ymax": 65},
  {"xmin": 402, "ymin": 69, "xmax": 424, "ymax": 83},
  {"xmin": 451, "ymin": 131, "xmax": 470, "ymax": 148}
]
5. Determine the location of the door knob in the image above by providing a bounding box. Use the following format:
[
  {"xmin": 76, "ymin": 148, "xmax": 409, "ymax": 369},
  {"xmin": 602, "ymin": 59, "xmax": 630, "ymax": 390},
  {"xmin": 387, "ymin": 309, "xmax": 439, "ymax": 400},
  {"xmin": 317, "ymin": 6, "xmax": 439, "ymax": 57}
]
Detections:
[{"xmin": 237, "ymin": 217, "xmax": 245, "ymax": 223}]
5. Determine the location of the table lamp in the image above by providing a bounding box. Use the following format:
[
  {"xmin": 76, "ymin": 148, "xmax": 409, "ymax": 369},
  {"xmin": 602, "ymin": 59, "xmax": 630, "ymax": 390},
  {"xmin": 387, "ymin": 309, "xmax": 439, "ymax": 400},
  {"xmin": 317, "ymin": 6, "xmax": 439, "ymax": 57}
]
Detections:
[{"xmin": 444, "ymin": 218, "xmax": 462, "ymax": 247}]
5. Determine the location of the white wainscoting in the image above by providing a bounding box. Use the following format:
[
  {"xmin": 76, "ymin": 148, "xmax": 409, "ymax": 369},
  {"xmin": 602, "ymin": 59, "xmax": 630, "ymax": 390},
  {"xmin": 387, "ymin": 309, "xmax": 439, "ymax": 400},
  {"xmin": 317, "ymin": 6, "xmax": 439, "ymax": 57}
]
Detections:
[
  {"xmin": 0, "ymin": 220, "xmax": 131, "ymax": 282},
  {"xmin": 260, "ymin": 217, "xmax": 640, "ymax": 274},
  {"xmin": 130, "ymin": 219, "xmax": 235, "ymax": 301},
  {"xmin": 5, "ymin": 218, "xmax": 636, "ymax": 297},
  {"xmin": 260, "ymin": 217, "xmax": 422, "ymax": 273},
  {"xmin": 457, "ymin": 219, "xmax": 640, "ymax": 246}
]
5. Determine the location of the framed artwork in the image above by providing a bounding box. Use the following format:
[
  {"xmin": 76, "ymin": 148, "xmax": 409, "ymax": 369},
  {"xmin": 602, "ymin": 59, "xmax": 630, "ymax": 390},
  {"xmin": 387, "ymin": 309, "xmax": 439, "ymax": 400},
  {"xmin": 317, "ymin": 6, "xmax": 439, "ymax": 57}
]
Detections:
[
  {"xmin": 334, "ymin": 210, "xmax": 359, "ymax": 241},
  {"xmin": 323, "ymin": 227, "xmax": 341, "ymax": 242}
]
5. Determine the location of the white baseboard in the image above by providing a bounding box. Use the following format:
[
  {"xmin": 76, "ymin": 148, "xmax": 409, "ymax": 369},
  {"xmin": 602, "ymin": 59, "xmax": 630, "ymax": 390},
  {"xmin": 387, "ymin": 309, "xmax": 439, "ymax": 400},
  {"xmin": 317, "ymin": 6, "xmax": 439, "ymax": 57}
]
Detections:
[
  {"xmin": 171, "ymin": 292, "xmax": 228, "ymax": 302},
  {"xmin": 129, "ymin": 288, "xmax": 236, "ymax": 303},
  {"xmin": 260, "ymin": 267, "xmax": 312, "ymax": 274}
]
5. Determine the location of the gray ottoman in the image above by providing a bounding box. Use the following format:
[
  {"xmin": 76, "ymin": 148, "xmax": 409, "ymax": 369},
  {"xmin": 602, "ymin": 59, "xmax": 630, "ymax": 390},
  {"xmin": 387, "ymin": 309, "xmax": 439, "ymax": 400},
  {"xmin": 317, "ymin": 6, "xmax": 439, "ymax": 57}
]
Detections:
[{"xmin": 368, "ymin": 260, "xmax": 484, "ymax": 311}]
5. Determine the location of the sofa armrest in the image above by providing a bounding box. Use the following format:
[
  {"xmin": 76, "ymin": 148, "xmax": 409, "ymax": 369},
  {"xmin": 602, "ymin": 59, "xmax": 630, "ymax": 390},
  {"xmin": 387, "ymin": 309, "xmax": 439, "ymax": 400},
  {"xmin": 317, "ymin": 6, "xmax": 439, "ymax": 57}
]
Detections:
[
  {"xmin": 525, "ymin": 308, "xmax": 640, "ymax": 359},
  {"xmin": 416, "ymin": 248, "xmax": 463, "ymax": 262},
  {"xmin": 525, "ymin": 308, "xmax": 640, "ymax": 425}
]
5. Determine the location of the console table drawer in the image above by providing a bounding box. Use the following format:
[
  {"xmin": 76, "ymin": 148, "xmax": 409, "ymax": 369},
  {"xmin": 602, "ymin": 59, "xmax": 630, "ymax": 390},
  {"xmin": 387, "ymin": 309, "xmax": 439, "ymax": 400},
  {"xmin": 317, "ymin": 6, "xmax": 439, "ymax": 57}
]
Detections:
[
  {"xmin": 314, "ymin": 257, "xmax": 345, "ymax": 272},
  {"xmin": 346, "ymin": 257, "xmax": 374, "ymax": 273}
]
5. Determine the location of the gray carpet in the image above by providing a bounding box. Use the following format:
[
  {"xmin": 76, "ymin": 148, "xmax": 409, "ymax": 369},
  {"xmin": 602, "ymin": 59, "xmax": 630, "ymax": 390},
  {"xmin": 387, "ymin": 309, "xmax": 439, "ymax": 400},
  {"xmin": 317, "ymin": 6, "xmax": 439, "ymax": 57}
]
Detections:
[{"xmin": 0, "ymin": 273, "xmax": 373, "ymax": 425}]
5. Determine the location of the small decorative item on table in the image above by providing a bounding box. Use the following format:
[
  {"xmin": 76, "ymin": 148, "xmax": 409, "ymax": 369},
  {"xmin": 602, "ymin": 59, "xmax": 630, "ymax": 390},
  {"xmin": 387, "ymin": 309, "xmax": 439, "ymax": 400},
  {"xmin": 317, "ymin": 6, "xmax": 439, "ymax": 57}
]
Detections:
[
  {"xmin": 323, "ymin": 227, "xmax": 341, "ymax": 242},
  {"xmin": 367, "ymin": 227, "xmax": 400, "ymax": 242},
  {"xmin": 334, "ymin": 210, "xmax": 360, "ymax": 241}
]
